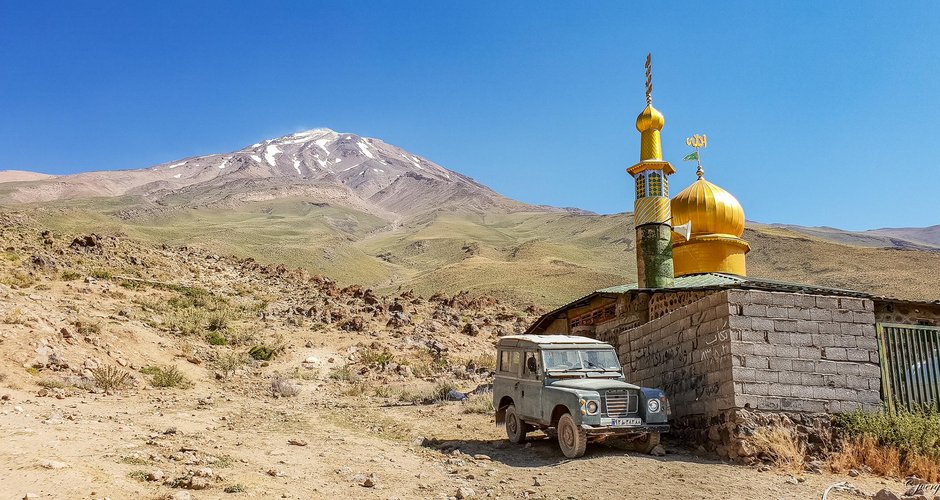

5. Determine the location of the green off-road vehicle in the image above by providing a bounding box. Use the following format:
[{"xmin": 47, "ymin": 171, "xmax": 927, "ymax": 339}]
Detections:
[{"xmin": 493, "ymin": 335, "xmax": 670, "ymax": 458}]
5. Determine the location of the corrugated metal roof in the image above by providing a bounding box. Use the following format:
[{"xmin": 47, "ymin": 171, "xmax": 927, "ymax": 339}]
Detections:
[{"xmin": 597, "ymin": 273, "xmax": 745, "ymax": 293}]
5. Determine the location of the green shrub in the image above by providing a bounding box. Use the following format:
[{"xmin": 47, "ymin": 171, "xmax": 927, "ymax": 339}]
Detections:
[
  {"xmin": 224, "ymin": 484, "xmax": 247, "ymax": 493},
  {"xmin": 215, "ymin": 350, "xmax": 245, "ymax": 378},
  {"xmin": 60, "ymin": 270, "xmax": 81, "ymax": 281},
  {"xmin": 149, "ymin": 365, "xmax": 192, "ymax": 389},
  {"xmin": 89, "ymin": 269, "xmax": 112, "ymax": 280},
  {"xmin": 75, "ymin": 318, "xmax": 102, "ymax": 335},
  {"xmin": 836, "ymin": 407, "xmax": 940, "ymax": 459},
  {"xmin": 359, "ymin": 347, "xmax": 395, "ymax": 366},
  {"xmin": 92, "ymin": 365, "xmax": 130, "ymax": 393},
  {"xmin": 249, "ymin": 345, "xmax": 276, "ymax": 361},
  {"xmin": 206, "ymin": 331, "xmax": 228, "ymax": 345}
]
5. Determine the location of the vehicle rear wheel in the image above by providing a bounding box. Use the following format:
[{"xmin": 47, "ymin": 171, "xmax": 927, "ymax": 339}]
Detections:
[
  {"xmin": 505, "ymin": 404, "xmax": 527, "ymax": 444},
  {"xmin": 633, "ymin": 432, "xmax": 661, "ymax": 454},
  {"xmin": 557, "ymin": 413, "xmax": 587, "ymax": 458}
]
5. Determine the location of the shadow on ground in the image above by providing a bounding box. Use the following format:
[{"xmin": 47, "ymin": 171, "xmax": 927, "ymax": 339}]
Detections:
[{"xmin": 423, "ymin": 433, "xmax": 726, "ymax": 469}]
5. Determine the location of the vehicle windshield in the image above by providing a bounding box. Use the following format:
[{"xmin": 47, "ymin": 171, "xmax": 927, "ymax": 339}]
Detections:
[{"xmin": 542, "ymin": 349, "xmax": 621, "ymax": 372}]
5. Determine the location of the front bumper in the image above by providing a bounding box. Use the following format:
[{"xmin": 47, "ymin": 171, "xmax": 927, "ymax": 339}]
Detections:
[{"xmin": 580, "ymin": 423, "xmax": 670, "ymax": 436}]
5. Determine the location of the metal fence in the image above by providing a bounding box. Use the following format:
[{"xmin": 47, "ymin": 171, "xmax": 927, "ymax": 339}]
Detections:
[{"xmin": 877, "ymin": 323, "xmax": 940, "ymax": 412}]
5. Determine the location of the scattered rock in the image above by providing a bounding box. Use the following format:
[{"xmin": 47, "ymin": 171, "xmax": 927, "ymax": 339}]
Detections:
[
  {"xmin": 649, "ymin": 444, "xmax": 666, "ymax": 456},
  {"xmin": 873, "ymin": 488, "xmax": 902, "ymax": 500},
  {"xmin": 40, "ymin": 459, "xmax": 69, "ymax": 470},
  {"xmin": 288, "ymin": 439, "xmax": 308, "ymax": 447},
  {"xmin": 848, "ymin": 468, "xmax": 860, "ymax": 477},
  {"xmin": 147, "ymin": 469, "xmax": 165, "ymax": 482},
  {"xmin": 533, "ymin": 477, "xmax": 542, "ymax": 486},
  {"xmin": 361, "ymin": 475, "xmax": 376, "ymax": 488},
  {"xmin": 456, "ymin": 486, "xmax": 476, "ymax": 499}
]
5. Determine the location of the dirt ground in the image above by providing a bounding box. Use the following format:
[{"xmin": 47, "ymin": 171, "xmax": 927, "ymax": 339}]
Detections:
[{"xmin": 0, "ymin": 383, "xmax": 908, "ymax": 500}]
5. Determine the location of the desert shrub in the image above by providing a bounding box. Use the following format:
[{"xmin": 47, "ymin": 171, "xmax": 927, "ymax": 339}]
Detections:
[
  {"xmin": 74, "ymin": 318, "xmax": 102, "ymax": 335},
  {"xmin": 832, "ymin": 408, "xmax": 940, "ymax": 481},
  {"xmin": 60, "ymin": 270, "xmax": 81, "ymax": 281},
  {"xmin": 269, "ymin": 376, "xmax": 300, "ymax": 397},
  {"xmin": 464, "ymin": 353, "xmax": 496, "ymax": 372},
  {"xmin": 359, "ymin": 347, "xmax": 394, "ymax": 366},
  {"xmin": 92, "ymin": 365, "xmax": 130, "ymax": 393},
  {"xmin": 398, "ymin": 380, "xmax": 458, "ymax": 404},
  {"xmin": 328, "ymin": 365, "xmax": 357, "ymax": 382},
  {"xmin": 2, "ymin": 307, "xmax": 27, "ymax": 325},
  {"xmin": 215, "ymin": 350, "xmax": 246, "ymax": 378},
  {"xmin": 37, "ymin": 377, "xmax": 68, "ymax": 390},
  {"xmin": 206, "ymin": 331, "xmax": 228, "ymax": 346},
  {"xmin": 3, "ymin": 270, "xmax": 36, "ymax": 288},
  {"xmin": 89, "ymin": 269, "xmax": 112, "ymax": 280},
  {"xmin": 463, "ymin": 391, "xmax": 494, "ymax": 414},
  {"xmin": 127, "ymin": 470, "xmax": 149, "ymax": 482},
  {"xmin": 162, "ymin": 308, "xmax": 209, "ymax": 335},
  {"xmin": 224, "ymin": 484, "xmax": 247, "ymax": 493},
  {"xmin": 149, "ymin": 366, "xmax": 191, "ymax": 388},
  {"xmin": 206, "ymin": 309, "xmax": 232, "ymax": 332},
  {"xmin": 750, "ymin": 427, "xmax": 806, "ymax": 472},
  {"xmin": 249, "ymin": 345, "xmax": 276, "ymax": 361}
]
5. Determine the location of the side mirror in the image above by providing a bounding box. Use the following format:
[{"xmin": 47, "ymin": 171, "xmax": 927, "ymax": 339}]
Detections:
[{"xmin": 526, "ymin": 357, "xmax": 538, "ymax": 373}]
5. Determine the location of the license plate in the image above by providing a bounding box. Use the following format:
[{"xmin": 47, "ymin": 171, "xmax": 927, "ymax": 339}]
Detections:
[{"xmin": 611, "ymin": 418, "xmax": 642, "ymax": 427}]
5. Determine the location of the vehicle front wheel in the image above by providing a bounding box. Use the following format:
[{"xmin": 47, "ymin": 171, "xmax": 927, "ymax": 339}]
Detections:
[
  {"xmin": 633, "ymin": 432, "xmax": 661, "ymax": 454},
  {"xmin": 505, "ymin": 404, "xmax": 527, "ymax": 444},
  {"xmin": 557, "ymin": 413, "xmax": 587, "ymax": 458}
]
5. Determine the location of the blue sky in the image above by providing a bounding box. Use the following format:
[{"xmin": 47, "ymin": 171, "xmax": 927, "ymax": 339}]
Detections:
[{"xmin": 1, "ymin": 1, "xmax": 938, "ymax": 230}]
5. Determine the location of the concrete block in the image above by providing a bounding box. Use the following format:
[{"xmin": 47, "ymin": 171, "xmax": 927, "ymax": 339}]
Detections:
[
  {"xmin": 796, "ymin": 320, "xmax": 819, "ymax": 334},
  {"xmin": 869, "ymin": 350, "xmax": 881, "ymax": 363},
  {"xmin": 846, "ymin": 348, "xmax": 871, "ymax": 362},
  {"xmin": 818, "ymin": 322, "xmax": 842, "ymax": 335},
  {"xmin": 824, "ymin": 374, "xmax": 847, "ymax": 387},
  {"xmin": 834, "ymin": 335, "xmax": 857, "ymax": 348},
  {"xmin": 816, "ymin": 296, "xmax": 839, "ymax": 309},
  {"xmin": 788, "ymin": 308, "xmax": 813, "ymax": 321},
  {"xmin": 770, "ymin": 357, "xmax": 793, "ymax": 371},
  {"xmin": 757, "ymin": 397, "xmax": 783, "ymax": 411},
  {"xmin": 731, "ymin": 354, "xmax": 744, "ymax": 367},
  {"xmin": 838, "ymin": 297, "xmax": 865, "ymax": 311},
  {"xmin": 781, "ymin": 397, "xmax": 827, "ymax": 413},
  {"xmin": 854, "ymin": 311, "xmax": 875, "ymax": 324},
  {"xmin": 811, "ymin": 334, "xmax": 836, "ymax": 347},
  {"xmin": 822, "ymin": 347, "xmax": 847, "ymax": 361},
  {"xmin": 732, "ymin": 366, "xmax": 758, "ymax": 382},
  {"xmin": 744, "ymin": 383, "xmax": 769, "ymax": 395},
  {"xmin": 863, "ymin": 299, "xmax": 874, "ymax": 312},
  {"xmin": 835, "ymin": 387, "xmax": 859, "ymax": 401},
  {"xmin": 797, "ymin": 295, "xmax": 818, "ymax": 308},
  {"xmin": 858, "ymin": 390, "xmax": 882, "ymax": 404},
  {"xmin": 742, "ymin": 304, "xmax": 767, "ymax": 316},
  {"xmin": 801, "ymin": 373, "xmax": 825, "ymax": 386},
  {"xmin": 788, "ymin": 332, "xmax": 814, "ymax": 347},
  {"xmin": 741, "ymin": 330, "xmax": 767, "ymax": 343},
  {"xmin": 774, "ymin": 319, "xmax": 798, "ymax": 332},
  {"xmin": 833, "ymin": 309, "xmax": 855, "ymax": 323},
  {"xmin": 856, "ymin": 336, "xmax": 878, "ymax": 350},
  {"xmin": 767, "ymin": 384, "xmax": 792, "ymax": 397},
  {"xmin": 728, "ymin": 315, "xmax": 752, "ymax": 330},
  {"xmin": 810, "ymin": 308, "xmax": 833, "ymax": 322},
  {"xmin": 818, "ymin": 360, "xmax": 860, "ymax": 376},
  {"xmin": 755, "ymin": 370, "xmax": 779, "ymax": 383},
  {"xmin": 766, "ymin": 306, "xmax": 790, "ymax": 318},
  {"xmin": 752, "ymin": 343, "xmax": 776, "ymax": 356},
  {"xmin": 751, "ymin": 317, "xmax": 775, "ymax": 331},
  {"xmin": 734, "ymin": 394, "xmax": 762, "ymax": 410},
  {"xmin": 792, "ymin": 359, "xmax": 816, "ymax": 372},
  {"xmin": 778, "ymin": 370, "xmax": 801, "ymax": 384},
  {"xmin": 840, "ymin": 323, "xmax": 865, "ymax": 336},
  {"xmin": 775, "ymin": 345, "xmax": 800, "ymax": 358},
  {"xmin": 846, "ymin": 375, "xmax": 870, "ymax": 390},
  {"xmin": 799, "ymin": 347, "xmax": 822, "ymax": 360},
  {"xmin": 813, "ymin": 386, "xmax": 837, "ymax": 399},
  {"xmin": 744, "ymin": 356, "xmax": 770, "ymax": 369},
  {"xmin": 772, "ymin": 293, "xmax": 798, "ymax": 307}
]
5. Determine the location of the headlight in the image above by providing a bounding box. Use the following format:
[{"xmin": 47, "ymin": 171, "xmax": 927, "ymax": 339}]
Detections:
[
  {"xmin": 647, "ymin": 398, "xmax": 661, "ymax": 413},
  {"xmin": 586, "ymin": 400, "xmax": 599, "ymax": 415}
]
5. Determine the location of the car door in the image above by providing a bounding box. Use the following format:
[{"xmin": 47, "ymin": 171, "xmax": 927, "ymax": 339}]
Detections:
[{"xmin": 518, "ymin": 350, "xmax": 543, "ymax": 422}]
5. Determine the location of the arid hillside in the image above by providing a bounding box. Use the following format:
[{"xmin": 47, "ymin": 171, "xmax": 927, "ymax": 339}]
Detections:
[{"xmin": 0, "ymin": 212, "xmax": 914, "ymax": 499}]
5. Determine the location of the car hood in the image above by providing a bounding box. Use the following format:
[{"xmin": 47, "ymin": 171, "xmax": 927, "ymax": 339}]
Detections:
[{"xmin": 548, "ymin": 379, "xmax": 640, "ymax": 391}]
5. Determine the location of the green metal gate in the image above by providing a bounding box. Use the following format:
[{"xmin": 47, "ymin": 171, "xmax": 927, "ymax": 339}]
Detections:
[{"xmin": 877, "ymin": 323, "xmax": 940, "ymax": 412}]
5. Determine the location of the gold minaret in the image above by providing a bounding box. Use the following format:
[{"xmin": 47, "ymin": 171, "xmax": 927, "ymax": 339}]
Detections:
[{"xmin": 627, "ymin": 54, "xmax": 676, "ymax": 288}]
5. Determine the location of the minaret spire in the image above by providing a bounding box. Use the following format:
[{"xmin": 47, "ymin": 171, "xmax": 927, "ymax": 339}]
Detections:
[{"xmin": 627, "ymin": 54, "xmax": 676, "ymax": 289}]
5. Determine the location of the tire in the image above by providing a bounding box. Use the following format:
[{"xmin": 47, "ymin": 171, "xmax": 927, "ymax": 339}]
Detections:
[
  {"xmin": 557, "ymin": 413, "xmax": 587, "ymax": 458},
  {"xmin": 633, "ymin": 432, "xmax": 661, "ymax": 454},
  {"xmin": 505, "ymin": 404, "xmax": 527, "ymax": 444}
]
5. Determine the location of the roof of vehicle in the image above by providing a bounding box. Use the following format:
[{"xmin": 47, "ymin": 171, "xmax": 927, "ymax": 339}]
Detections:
[{"xmin": 496, "ymin": 334, "xmax": 611, "ymax": 349}]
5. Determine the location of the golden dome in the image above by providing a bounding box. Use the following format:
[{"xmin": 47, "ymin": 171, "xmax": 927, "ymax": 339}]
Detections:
[
  {"xmin": 636, "ymin": 104, "xmax": 665, "ymax": 133},
  {"xmin": 671, "ymin": 177, "xmax": 745, "ymax": 237}
]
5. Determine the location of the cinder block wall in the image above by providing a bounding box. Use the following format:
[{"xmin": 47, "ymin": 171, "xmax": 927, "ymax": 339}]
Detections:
[
  {"xmin": 596, "ymin": 288, "xmax": 882, "ymax": 421},
  {"xmin": 598, "ymin": 291, "xmax": 735, "ymax": 420},
  {"xmin": 727, "ymin": 289, "xmax": 881, "ymax": 414}
]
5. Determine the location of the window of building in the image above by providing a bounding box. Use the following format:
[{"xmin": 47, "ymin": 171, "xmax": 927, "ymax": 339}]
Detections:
[{"xmin": 635, "ymin": 175, "xmax": 646, "ymax": 198}]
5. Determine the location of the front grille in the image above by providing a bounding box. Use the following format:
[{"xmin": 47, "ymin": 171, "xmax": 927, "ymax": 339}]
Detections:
[{"xmin": 603, "ymin": 390, "xmax": 638, "ymax": 417}]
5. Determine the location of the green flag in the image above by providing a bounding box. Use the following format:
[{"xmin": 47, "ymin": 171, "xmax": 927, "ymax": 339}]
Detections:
[{"xmin": 682, "ymin": 151, "xmax": 699, "ymax": 162}]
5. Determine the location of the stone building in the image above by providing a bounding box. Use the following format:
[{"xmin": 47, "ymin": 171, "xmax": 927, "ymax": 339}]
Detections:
[{"xmin": 526, "ymin": 56, "xmax": 940, "ymax": 457}]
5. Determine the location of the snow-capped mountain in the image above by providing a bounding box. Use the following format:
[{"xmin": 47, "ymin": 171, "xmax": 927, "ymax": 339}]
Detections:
[{"xmin": 0, "ymin": 128, "xmax": 529, "ymax": 217}]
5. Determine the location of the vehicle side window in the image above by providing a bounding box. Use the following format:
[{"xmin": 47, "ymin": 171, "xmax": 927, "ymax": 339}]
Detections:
[
  {"xmin": 523, "ymin": 351, "xmax": 539, "ymax": 379},
  {"xmin": 499, "ymin": 350, "xmax": 521, "ymax": 375}
]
